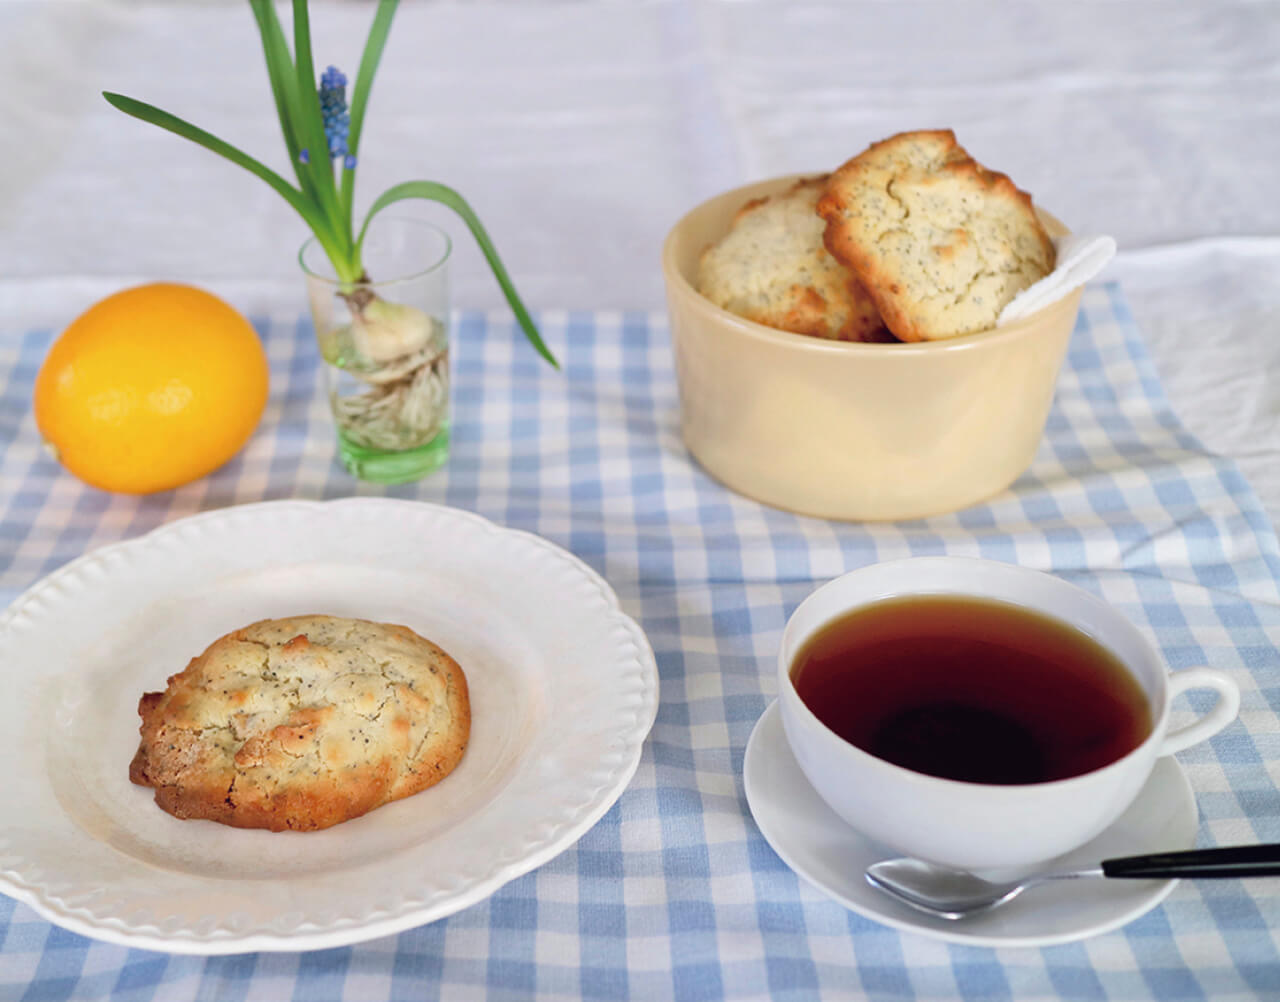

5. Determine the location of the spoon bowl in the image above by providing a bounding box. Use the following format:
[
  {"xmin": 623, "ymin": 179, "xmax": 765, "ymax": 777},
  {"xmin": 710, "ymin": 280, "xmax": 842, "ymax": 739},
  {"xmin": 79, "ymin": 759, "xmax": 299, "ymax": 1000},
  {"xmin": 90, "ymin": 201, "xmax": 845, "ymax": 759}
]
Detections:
[{"xmin": 865, "ymin": 859, "xmax": 1102, "ymax": 920}]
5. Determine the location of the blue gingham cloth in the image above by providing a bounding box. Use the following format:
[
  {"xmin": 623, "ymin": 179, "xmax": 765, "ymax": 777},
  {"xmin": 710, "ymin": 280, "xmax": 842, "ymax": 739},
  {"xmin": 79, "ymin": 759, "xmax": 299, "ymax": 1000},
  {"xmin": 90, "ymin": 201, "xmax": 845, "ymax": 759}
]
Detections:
[{"xmin": 1, "ymin": 283, "xmax": 1278, "ymax": 1000}]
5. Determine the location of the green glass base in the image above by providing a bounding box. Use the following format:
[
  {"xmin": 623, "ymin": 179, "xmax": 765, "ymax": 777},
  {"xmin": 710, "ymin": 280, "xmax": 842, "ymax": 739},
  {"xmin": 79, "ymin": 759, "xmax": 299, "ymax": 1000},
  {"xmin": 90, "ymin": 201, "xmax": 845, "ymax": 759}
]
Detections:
[{"xmin": 337, "ymin": 426, "xmax": 450, "ymax": 484}]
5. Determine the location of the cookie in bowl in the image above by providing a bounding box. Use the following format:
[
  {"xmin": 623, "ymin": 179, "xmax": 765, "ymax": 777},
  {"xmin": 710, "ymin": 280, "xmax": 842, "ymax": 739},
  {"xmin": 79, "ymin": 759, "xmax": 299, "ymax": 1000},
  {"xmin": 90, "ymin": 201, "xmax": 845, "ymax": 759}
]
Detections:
[
  {"xmin": 661, "ymin": 167, "xmax": 1081, "ymax": 521},
  {"xmin": 817, "ymin": 129, "xmax": 1056, "ymax": 341},
  {"xmin": 129, "ymin": 614, "xmax": 470, "ymax": 832},
  {"xmin": 696, "ymin": 175, "xmax": 893, "ymax": 343}
]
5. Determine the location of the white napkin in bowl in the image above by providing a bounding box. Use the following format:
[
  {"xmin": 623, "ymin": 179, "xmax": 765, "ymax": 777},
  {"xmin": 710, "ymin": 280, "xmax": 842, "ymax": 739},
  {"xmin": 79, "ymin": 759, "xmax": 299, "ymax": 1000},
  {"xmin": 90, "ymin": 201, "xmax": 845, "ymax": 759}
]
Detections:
[{"xmin": 997, "ymin": 233, "xmax": 1117, "ymax": 325}]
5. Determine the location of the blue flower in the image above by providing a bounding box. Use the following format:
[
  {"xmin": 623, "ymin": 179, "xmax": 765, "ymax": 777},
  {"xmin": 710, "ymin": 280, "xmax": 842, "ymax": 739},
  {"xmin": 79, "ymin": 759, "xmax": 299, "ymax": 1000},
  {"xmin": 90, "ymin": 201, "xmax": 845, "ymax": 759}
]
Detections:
[{"xmin": 318, "ymin": 65, "xmax": 350, "ymax": 159}]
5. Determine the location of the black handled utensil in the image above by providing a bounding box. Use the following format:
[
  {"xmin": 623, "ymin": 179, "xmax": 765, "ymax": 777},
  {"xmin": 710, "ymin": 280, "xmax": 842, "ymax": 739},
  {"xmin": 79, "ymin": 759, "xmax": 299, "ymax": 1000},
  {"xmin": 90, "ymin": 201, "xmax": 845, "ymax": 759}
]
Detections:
[{"xmin": 865, "ymin": 844, "xmax": 1280, "ymax": 920}]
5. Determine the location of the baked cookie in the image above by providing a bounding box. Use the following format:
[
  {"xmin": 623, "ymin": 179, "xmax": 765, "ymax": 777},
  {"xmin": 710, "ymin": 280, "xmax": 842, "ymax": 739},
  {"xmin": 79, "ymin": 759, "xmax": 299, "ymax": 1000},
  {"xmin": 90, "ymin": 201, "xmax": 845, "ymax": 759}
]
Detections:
[
  {"xmin": 130, "ymin": 615, "xmax": 470, "ymax": 831},
  {"xmin": 696, "ymin": 175, "xmax": 891, "ymax": 342},
  {"xmin": 817, "ymin": 130, "xmax": 1055, "ymax": 341}
]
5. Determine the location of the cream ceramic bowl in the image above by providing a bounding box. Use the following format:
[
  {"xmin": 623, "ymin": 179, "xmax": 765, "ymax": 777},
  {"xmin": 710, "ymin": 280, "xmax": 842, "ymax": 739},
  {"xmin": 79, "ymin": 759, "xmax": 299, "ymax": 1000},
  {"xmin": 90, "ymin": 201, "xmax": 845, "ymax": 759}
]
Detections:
[{"xmin": 661, "ymin": 175, "xmax": 1084, "ymax": 521}]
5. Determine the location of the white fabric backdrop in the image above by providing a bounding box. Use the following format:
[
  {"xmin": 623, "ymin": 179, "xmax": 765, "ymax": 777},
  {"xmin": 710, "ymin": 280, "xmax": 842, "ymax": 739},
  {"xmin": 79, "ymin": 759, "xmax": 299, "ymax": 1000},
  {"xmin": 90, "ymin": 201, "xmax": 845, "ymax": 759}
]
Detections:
[{"xmin": 2, "ymin": 0, "xmax": 1278, "ymax": 523}]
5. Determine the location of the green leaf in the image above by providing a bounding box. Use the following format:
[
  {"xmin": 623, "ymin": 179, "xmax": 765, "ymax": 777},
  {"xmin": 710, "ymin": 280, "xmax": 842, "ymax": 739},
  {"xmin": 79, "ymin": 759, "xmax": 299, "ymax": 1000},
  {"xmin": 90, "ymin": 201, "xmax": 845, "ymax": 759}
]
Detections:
[
  {"xmin": 341, "ymin": 0, "xmax": 399, "ymax": 223},
  {"xmin": 248, "ymin": 1, "xmax": 330, "ymax": 213},
  {"xmin": 247, "ymin": 1, "xmax": 305, "ymax": 180},
  {"xmin": 290, "ymin": 0, "xmax": 352, "ymax": 267},
  {"xmin": 360, "ymin": 181, "xmax": 559, "ymax": 369},
  {"xmin": 102, "ymin": 90, "xmax": 353, "ymax": 270},
  {"xmin": 103, "ymin": 91, "xmax": 319, "ymax": 228}
]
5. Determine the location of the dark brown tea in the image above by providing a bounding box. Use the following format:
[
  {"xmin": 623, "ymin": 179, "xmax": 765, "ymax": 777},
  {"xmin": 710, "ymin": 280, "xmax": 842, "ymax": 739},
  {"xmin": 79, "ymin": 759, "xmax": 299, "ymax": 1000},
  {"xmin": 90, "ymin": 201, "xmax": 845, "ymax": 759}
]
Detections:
[{"xmin": 790, "ymin": 595, "xmax": 1153, "ymax": 784}]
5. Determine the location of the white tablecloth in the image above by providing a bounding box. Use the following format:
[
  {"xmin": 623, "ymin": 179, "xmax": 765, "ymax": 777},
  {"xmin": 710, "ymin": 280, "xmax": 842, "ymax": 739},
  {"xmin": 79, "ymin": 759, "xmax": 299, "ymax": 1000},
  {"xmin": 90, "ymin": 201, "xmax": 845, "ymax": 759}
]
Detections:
[{"xmin": 3, "ymin": 1, "xmax": 1279, "ymax": 528}]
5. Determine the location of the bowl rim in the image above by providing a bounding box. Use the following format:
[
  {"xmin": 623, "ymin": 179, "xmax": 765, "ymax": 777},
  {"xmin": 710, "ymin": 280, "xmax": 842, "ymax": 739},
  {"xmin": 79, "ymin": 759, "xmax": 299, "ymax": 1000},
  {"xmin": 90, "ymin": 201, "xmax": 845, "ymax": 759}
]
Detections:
[{"xmin": 661, "ymin": 172, "xmax": 1074, "ymax": 357}]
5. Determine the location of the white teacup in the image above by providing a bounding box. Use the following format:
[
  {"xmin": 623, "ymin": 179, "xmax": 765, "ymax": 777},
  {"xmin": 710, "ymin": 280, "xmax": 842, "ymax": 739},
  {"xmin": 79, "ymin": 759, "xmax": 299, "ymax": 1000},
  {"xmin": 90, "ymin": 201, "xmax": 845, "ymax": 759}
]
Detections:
[{"xmin": 777, "ymin": 557, "xmax": 1240, "ymax": 873}]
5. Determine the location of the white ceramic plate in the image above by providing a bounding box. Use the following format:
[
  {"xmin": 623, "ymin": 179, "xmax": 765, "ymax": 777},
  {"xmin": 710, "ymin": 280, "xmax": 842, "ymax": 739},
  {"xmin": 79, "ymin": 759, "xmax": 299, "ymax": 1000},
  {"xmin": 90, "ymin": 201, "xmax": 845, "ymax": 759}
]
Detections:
[
  {"xmin": 0, "ymin": 499, "xmax": 658, "ymax": 954},
  {"xmin": 744, "ymin": 700, "xmax": 1197, "ymax": 948}
]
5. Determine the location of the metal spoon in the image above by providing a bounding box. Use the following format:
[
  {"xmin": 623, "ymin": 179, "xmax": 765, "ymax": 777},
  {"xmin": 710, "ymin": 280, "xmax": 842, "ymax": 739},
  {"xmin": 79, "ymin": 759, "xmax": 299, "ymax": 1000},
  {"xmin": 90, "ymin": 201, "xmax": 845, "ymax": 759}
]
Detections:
[{"xmin": 866, "ymin": 844, "xmax": 1280, "ymax": 920}]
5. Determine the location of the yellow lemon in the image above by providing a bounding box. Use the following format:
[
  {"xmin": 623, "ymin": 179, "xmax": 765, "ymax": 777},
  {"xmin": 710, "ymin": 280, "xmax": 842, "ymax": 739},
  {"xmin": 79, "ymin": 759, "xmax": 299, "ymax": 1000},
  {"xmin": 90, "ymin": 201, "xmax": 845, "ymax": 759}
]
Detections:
[{"xmin": 34, "ymin": 283, "xmax": 269, "ymax": 494}]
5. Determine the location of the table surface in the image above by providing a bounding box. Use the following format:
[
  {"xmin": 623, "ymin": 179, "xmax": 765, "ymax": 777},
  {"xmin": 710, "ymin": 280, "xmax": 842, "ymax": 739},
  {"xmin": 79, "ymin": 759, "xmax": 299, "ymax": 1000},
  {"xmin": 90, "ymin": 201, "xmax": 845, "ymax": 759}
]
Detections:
[
  {"xmin": 2, "ymin": 2, "xmax": 1279, "ymax": 999},
  {"xmin": 1, "ymin": 291, "xmax": 1278, "ymax": 1000}
]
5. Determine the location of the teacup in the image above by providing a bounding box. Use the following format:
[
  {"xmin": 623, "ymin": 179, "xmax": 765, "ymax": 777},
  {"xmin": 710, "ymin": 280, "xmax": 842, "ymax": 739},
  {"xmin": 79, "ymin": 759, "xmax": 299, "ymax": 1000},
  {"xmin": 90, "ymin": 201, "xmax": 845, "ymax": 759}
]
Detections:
[{"xmin": 777, "ymin": 557, "xmax": 1240, "ymax": 873}]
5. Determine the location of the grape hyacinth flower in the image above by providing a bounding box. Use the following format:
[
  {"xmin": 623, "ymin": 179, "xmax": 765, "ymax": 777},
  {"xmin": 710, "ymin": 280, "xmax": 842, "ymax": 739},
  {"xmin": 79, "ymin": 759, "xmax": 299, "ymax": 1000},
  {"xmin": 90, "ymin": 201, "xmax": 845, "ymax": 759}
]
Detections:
[{"xmin": 318, "ymin": 65, "xmax": 351, "ymax": 162}]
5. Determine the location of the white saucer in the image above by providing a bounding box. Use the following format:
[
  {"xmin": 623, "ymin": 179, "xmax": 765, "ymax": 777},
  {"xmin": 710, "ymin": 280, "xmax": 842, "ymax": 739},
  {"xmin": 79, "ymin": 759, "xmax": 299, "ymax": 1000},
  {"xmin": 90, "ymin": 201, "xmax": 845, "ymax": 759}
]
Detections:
[{"xmin": 743, "ymin": 700, "xmax": 1198, "ymax": 948}]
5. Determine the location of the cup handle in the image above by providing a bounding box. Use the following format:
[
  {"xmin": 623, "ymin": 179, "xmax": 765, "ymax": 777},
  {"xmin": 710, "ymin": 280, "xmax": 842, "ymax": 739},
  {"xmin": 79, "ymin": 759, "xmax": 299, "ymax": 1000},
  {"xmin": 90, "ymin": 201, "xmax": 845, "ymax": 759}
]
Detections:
[{"xmin": 1158, "ymin": 668, "xmax": 1241, "ymax": 756}]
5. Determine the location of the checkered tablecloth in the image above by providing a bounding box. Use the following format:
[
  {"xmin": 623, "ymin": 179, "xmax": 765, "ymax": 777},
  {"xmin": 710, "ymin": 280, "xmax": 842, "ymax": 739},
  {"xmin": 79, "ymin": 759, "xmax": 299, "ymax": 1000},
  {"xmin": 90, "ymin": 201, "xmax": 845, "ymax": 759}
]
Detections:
[{"xmin": 0, "ymin": 284, "xmax": 1278, "ymax": 1000}]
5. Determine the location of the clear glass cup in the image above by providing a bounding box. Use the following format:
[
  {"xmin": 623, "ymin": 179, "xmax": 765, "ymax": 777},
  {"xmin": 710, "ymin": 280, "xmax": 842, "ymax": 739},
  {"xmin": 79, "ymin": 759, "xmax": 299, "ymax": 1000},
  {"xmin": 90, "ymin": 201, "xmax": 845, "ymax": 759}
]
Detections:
[{"xmin": 299, "ymin": 218, "xmax": 452, "ymax": 484}]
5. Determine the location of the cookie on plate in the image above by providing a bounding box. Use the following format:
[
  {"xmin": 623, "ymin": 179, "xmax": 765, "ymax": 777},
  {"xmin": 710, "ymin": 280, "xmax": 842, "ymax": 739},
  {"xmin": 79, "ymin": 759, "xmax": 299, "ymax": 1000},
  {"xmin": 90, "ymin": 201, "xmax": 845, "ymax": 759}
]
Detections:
[
  {"xmin": 696, "ymin": 175, "xmax": 891, "ymax": 343},
  {"xmin": 817, "ymin": 130, "xmax": 1055, "ymax": 341},
  {"xmin": 129, "ymin": 614, "xmax": 470, "ymax": 832}
]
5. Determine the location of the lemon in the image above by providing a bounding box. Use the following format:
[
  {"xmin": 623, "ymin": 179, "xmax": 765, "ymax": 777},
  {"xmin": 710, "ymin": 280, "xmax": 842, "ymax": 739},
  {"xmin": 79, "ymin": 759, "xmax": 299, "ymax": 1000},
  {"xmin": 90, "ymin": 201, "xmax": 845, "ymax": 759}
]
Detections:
[{"xmin": 34, "ymin": 283, "xmax": 269, "ymax": 494}]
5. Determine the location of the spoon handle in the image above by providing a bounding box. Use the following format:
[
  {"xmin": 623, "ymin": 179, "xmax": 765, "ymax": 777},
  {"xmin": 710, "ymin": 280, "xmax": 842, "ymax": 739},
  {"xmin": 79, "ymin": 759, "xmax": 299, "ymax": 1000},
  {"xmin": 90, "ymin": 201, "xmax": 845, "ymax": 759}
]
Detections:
[{"xmin": 1102, "ymin": 844, "xmax": 1280, "ymax": 879}]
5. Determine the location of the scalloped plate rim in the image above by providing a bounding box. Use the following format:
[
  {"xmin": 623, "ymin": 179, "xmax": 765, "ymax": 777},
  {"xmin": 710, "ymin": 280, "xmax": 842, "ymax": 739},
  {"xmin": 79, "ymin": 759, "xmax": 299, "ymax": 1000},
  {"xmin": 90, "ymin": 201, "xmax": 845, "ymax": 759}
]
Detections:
[{"xmin": 0, "ymin": 498, "xmax": 659, "ymax": 954}]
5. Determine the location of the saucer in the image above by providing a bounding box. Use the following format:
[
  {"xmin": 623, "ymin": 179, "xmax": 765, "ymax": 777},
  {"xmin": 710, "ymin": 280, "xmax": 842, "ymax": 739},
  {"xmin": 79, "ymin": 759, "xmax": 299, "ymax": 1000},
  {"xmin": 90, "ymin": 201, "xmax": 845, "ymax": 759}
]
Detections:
[{"xmin": 743, "ymin": 700, "xmax": 1198, "ymax": 948}]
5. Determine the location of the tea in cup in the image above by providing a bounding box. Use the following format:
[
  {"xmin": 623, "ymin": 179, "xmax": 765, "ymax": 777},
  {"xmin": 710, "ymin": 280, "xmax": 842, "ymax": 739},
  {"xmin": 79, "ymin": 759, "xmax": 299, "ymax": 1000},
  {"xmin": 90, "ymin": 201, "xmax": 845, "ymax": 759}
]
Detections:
[{"xmin": 777, "ymin": 558, "xmax": 1240, "ymax": 872}]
